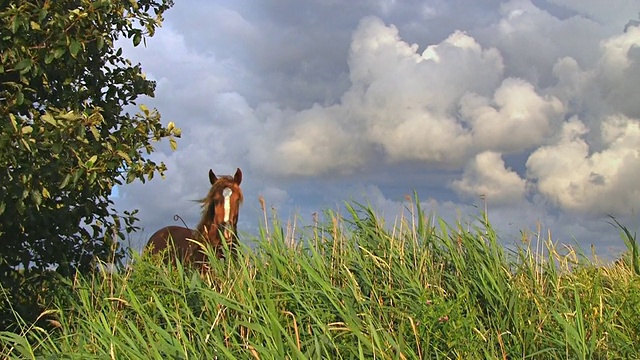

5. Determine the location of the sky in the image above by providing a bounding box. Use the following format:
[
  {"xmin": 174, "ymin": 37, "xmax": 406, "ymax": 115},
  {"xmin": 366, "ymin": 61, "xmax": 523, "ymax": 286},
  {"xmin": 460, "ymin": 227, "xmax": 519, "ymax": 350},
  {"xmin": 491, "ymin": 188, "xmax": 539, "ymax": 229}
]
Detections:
[{"xmin": 114, "ymin": 0, "xmax": 640, "ymax": 260}]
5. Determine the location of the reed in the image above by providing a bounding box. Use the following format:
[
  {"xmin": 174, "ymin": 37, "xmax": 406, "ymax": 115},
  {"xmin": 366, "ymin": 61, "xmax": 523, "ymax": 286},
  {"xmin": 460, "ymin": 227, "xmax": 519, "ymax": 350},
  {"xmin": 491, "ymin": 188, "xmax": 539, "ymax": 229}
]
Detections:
[{"xmin": 1, "ymin": 195, "xmax": 638, "ymax": 359}]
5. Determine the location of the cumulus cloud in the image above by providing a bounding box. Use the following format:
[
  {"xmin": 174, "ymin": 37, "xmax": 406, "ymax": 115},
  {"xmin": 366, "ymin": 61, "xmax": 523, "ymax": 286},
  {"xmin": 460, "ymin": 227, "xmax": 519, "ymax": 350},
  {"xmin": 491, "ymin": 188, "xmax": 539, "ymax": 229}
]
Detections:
[
  {"xmin": 249, "ymin": 104, "xmax": 370, "ymax": 176},
  {"xmin": 597, "ymin": 26, "xmax": 640, "ymax": 119},
  {"xmin": 348, "ymin": 19, "xmax": 505, "ymax": 165},
  {"xmin": 521, "ymin": 21, "xmax": 640, "ymax": 216},
  {"xmin": 460, "ymin": 78, "xmax": 564, "ymax": 153},
  {"xmin": 115, "ymin": 0, "xmax": 640, "ymax": 255},
  {"xmin": 452, "ymin": 151, "xmax": 528, "ymax": 205},
  {"xmin": 244, "ymin": 15, "xmax": 584, "ymax": 176},
  {"xmin": 526, "ymin": 116, "xmax": 640, "ymax": 215},
  {"xmin": 546, "ymin": 0, "xmax": 639, "ymax": 27},
  {"xmin": 477, "ymin": 0, "xmax": 604, "ymax": 86},
  {"xmin": 247, "ymin": 17, "xmax": 509, "ymax": 174},
  {"xmin": 548, "ymin": 26, "xmax": 640, "ymax": 140}
]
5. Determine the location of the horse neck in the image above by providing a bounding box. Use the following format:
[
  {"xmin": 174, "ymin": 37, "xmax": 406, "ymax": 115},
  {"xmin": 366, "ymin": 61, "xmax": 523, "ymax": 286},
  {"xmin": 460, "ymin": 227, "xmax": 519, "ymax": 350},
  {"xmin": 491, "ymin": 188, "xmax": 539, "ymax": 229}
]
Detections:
[
  {"xmin": 197, "ymin": 219, "xmax": 237, "ymax": 235},
  {"xmin": 196, "ymin": 219, "xmax": 215, "ymax": 240}
]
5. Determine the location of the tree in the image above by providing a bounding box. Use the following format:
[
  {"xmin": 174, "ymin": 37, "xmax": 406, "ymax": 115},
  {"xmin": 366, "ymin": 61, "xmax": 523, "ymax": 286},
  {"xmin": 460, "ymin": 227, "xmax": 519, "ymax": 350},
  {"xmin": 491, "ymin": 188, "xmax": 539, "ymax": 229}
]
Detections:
[{"xmin": 0, "ymin": 0, "xmax": 178, "ymax": 328}]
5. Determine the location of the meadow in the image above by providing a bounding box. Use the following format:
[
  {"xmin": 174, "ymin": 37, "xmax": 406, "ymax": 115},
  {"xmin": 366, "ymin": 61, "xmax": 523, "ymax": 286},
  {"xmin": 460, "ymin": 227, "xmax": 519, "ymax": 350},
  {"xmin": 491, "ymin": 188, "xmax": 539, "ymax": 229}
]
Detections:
[{"xmin": 1, "ymin": 196, "xmax": 639, "ymax": 359}]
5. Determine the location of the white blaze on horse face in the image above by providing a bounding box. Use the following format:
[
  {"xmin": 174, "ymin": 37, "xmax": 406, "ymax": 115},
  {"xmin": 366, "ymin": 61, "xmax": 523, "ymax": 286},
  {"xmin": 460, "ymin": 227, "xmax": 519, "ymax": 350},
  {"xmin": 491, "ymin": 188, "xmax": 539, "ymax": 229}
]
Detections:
[{"xmin": 223, "ymin": 187, "xmax": 232, "ymax": 223}]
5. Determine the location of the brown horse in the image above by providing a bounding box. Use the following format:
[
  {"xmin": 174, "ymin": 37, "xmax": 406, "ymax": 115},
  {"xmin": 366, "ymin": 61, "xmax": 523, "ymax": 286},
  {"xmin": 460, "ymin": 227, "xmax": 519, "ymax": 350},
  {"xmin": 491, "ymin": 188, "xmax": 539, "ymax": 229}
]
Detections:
[{"xmin": 146, "ymin": 168, "xmax": 243, "ymax": 265}]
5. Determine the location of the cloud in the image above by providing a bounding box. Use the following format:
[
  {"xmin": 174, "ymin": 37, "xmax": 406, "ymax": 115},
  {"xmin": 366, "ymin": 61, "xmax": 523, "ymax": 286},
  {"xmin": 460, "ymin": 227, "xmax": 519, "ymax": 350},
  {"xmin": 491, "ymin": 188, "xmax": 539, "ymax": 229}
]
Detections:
[
  {"xmin": 545, "ymin": 0, "xmax": 639, "ymax": 27},
  {"xmin": 460, "ymin": 77, "xmax": 564, "ymax": 153},
  {"xmin": 548, "ymin": 26, "xmax": 640, "ymax": 139},
  {"xmin": 348, "ymin": 19, "xmax": 504, "ymax": 165},
  {"xmin": 526, "ymin": 116, "xmax": 640, "ymax": 215},
  {"xmin": 244, "ymin": 15, "xmax": 580, "ymax": 176},
  {"xmin": 246, "ymin": 17, "xmax": 508, "ymax": 174},
  {"xmin": 248, "ymin": 104, "xmax": 370, "ymax": 176},
  {"xmin": 475, "ymin": 0, "xmax": 604, "ymax": 86},
  {"xmin": 597, "ymin": 26, "xmax": 640, "ymax": 119},
  {"xmin": 452, "ymin": 151, "xmax": 528, "ymax": 205},
  {"xmin": 114, "ymin": 0, "xmax": 640, "ymax": 256},
  {"xmin": 347, "ymin": 18, "xmax": 504, "ymax": 112}
]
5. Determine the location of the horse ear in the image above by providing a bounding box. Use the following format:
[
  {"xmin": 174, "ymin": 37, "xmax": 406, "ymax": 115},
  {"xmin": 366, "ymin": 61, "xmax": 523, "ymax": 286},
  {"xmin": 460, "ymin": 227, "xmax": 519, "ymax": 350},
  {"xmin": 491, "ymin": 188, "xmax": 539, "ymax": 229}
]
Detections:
[
  {"xmin": 234, "ymin": 168, "xmax": 242, "ymax": 185},
  {"xmin": 209, "ymin": 169, "xmax": 217, "ymax": 184}
]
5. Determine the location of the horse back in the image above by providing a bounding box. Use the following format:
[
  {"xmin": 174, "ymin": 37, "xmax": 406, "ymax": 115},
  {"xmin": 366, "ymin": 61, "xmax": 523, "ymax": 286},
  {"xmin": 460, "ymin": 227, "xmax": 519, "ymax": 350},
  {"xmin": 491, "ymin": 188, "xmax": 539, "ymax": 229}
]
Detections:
[{"xmin": 146, "ymin": 226, "xmax": 199, "ymax": 262}]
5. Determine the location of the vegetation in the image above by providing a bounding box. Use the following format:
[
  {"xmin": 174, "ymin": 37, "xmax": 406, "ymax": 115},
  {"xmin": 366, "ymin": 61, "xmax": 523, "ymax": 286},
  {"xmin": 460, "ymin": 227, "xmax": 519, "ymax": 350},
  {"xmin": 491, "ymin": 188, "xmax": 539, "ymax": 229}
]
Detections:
[
  {"xmin": 2, "ymin": 2, "xmax": 636, "ymax": 357},
  {"xmin": 1, "ymin": 197, "xmax": 638, "ymax": 359},
  {"xmin": 0, "ymin": 0, "xmax": 178, "ymax": 329}
]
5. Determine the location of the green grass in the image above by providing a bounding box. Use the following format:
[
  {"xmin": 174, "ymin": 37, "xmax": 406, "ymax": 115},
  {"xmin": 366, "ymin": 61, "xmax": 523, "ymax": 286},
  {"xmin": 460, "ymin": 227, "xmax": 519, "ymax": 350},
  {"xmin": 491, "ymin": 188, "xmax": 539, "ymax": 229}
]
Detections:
[{"xmin": 1, "ymin": 196, "xmax": 639, "ymax": 359}]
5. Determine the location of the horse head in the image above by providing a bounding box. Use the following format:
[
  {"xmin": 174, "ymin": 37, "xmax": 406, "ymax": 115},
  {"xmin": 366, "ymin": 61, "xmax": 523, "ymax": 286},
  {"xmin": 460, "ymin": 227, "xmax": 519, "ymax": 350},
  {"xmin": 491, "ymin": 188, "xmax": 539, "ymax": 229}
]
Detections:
[{"xmin": 200, "ymin": 168, "xmax": 243, "ymax": 257}]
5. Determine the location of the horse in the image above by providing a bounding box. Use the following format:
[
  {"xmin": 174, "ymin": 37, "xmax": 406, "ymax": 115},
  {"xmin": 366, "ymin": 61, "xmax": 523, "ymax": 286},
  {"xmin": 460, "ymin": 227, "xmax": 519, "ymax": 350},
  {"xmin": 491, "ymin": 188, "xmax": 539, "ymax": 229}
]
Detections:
[{"xmin": 146, "ymin": 168, "xmax": 243, "ymax": 266}]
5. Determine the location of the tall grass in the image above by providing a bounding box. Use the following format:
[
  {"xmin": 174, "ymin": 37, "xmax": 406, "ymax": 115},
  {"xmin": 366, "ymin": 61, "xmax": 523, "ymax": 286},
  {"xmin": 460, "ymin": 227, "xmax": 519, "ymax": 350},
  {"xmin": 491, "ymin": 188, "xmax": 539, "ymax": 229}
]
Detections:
[{"xmin": 1, "ymin": 196, "xmax": 639, "ymax": 359}]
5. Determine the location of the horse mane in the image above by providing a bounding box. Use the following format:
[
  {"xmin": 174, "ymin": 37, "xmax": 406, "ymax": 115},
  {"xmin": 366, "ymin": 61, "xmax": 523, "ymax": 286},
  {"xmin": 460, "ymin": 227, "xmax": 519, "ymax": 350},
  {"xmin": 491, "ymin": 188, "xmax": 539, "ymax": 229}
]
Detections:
[{"xmin": 195, "ymin": 175, "xmax": 244, "ymax": 234}]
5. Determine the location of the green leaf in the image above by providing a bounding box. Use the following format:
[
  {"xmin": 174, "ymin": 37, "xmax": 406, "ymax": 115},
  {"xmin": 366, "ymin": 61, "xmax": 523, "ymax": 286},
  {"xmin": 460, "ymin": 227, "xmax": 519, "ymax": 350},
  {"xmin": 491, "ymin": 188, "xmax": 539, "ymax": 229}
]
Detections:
[
  {"xmin": 16, "ymin": 91, "xmax": 24, "ymax": 105},
  {"xmin": 69, "ymin": 39, "xmax": 81, "ymax": 58},
  {"xmin": 38, "ymin": 8, "xmax": 48, "ymax": 22},
  {"xmin": 14, "ymin": 59, "xmax": 32, "ymax": 72},
  {"xmin": 169, "ymin": 138, "xmax": 177, "ymax": 151},
  {"xmin": 11, "ymin": 16, "xmax": 22, "ymax": 33},
  {"xmin": 20, "ymin": 138, "xmax": 31, "ymax": 151},
  {"xmin": 85, "ymin": 155, "xmax": 98, "ymax": 168},
  {"xmin": 54, "ymin": 47, "xmax": 66, "ymax": 59},
  {"xmin": 59, "ymin": 174, "xmax": 71, "ymax": 189},
  {"xmin": 0, "ymin": 202, "xmax": 4, "ymax": 216},
  {"xmin": 21, "ymin": 126, "xmax": 33, "ymax": 134},
  {"xmin": 31, "ymin": 190, "xmax": 42, "ymax": 207},
  {"xmin": 133, "ymin": 32, "xmax": 142, "ymax": 46},
  {"xmin": 30, "ymin": 21, "xmax": 41, "ymax": 30},
  {"xmin": 88, "ymin": 171, "xmax": 97, "ymax": 184},
  {"xmin": 89, "ymin": 125, "xmax": 100, "ymax": 140},
  {"xmin": 59, "ymin": 111, "xmax": 80, "ymax": 121},
  {"xmin": 42, "ymin": 113, "xmax": 57, "ymax": 126},
  {"xmin": 117, "ymin": 150, "xmax": 132, "ymax": 164},
  {"xmin": 72, "ymin": 169, "xmax": 83, "ymax": 185},
  {"xmin": 52, "ymin": 142, "xmax": 63, "ymax": 154},
  {"xmin": 126, "ymin": 171, "xmax": 136, "ymax": 184},
  {"xmin": 44, "ymin": 53, "xmax": 55, "ymax": 64},
  {"xmin": 96, "ymin": 36, "xmax": 104, "ymax": 51},
  {"xmin": 9, "ymin": 114, "xmax": 18, "ymax": 132}
]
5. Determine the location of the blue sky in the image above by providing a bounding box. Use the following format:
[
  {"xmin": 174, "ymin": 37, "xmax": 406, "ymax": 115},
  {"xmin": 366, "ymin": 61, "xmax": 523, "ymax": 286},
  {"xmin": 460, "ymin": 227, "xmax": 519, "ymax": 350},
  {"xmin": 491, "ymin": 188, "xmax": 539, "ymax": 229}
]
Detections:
[{"xmin": 114, "ymin": 0, "xmax": 640, "ymax": 259}]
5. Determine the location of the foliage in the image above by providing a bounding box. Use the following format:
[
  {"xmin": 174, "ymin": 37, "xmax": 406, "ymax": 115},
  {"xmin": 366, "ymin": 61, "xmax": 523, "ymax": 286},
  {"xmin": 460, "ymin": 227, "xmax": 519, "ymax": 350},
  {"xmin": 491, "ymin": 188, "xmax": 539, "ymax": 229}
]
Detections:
[
  {"xmin": 0, "ymin": 0, "xmax": 178, "ymax": 330},
  {"xmin": 1, "ymin": 199, "xmax": 639, "ymax": 359}
]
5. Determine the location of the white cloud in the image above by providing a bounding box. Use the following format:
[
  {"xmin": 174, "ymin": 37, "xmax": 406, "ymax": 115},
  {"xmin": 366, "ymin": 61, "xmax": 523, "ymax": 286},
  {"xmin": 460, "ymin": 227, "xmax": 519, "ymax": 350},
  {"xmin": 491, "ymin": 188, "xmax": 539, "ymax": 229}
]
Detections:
[
  {"xmin": 115, "ymin": 1, "xmax": 640, "ymax": 256},
  {"xmin": 477, "ymin": 0, "xmax": 604, "ymax": 85},
  {"xmin": 547, "ymin": 26, "xmax": 640, "ymax": 143},
  {"xmin": 243, "ymin": 17, "xmax": 509, "ymax": 175},
  {"xmin": 452, "ymin": 151, "xmax": 528, "ymax": 205},
  {"xmin": 346, "ymin": 18, "xmax": 505, "ymax": 165},
  {"xmin": 461, "ymin": 77, "xmax": 565, "ymax": 153},
  {"xmin": 546, "ymin": 0, "xmax": 639, "ymax": 27},
  {"xmin": 526, "ymin": 116, "xmax": 640, "ymax": 214},
  {"xmin": 349, "ymin": 18, "xmax": 504, "ymax": 106},
  {"xmin": 597, "ymin": 26, "xmax": 640, "ymax": 119},
  {"xmin": 246, "ymin": 104, "xmax": 371, "ymax": 176}
]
